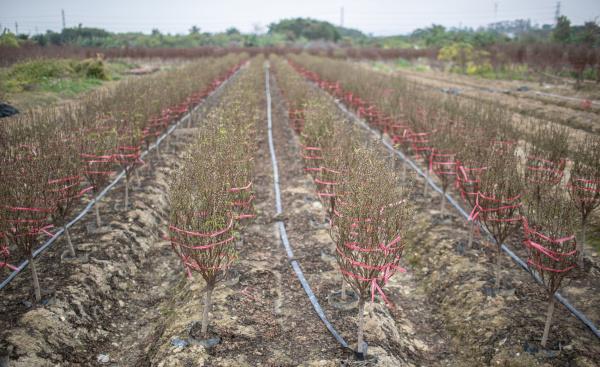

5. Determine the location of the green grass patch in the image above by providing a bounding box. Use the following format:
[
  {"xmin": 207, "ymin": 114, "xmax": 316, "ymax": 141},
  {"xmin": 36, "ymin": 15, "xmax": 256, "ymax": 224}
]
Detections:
[
  {"xmin": 38, "ymin": 77, "xmax": 104, "ymax": 96},
  {"xmin": 0, "ymin": 58, "xmax": 112, "ymax": 95},
  {"xmin": 395, "ymin": 58, "xmax": 412, "ymax": 69}
]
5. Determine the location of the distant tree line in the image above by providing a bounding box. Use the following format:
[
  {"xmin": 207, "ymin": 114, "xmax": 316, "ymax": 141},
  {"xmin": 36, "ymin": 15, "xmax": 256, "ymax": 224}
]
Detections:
[{"xmin": 0, "ymin": 16, "xmax": 598, "ymax": 84}]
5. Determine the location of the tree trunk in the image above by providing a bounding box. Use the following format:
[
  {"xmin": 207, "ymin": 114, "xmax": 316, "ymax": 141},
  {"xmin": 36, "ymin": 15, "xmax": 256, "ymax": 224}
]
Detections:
[
  {"xmin": 423, "ymin": 170, "xmax": 429, "ymax": 196},
  {"xmin": 577, "ymin": 221, "xmax": 586, "ymax": 267},
  {"xmin": 341, "ymin": 279, "xmax": 347, "ymax": 301},
  {"xmin": 134, "ymin": 168, "xmax": 141, "ymax": 188},
  {"xmin": 467, "ymin": 221, "xmax": 474, "ymax": 248},
  {"xmin": 64, "ymin": 226, "xmax": 75, "ymax": 257},
  {"xmin": 124, "ymin": 174, "xmax": 129, "ymax": 210},
  {"xmin": 440, "ymin": 193, "xmax": 446, "ymax": 215},
  {"xmin": 401, "ymin": 161, "xmax": 407, "ymax": 181},
  {"xmin": 541, "ymin": 296, "xmax": 555, "ymax": 348},
  {"xmin": 357, "ymin": 299, "xmax": 366, "ymax": 356},
  {"xmin": 494, "ymin": 247, "xmax": 502, "ymax": 293},
  {"xmin": 95, "ymin": 200, "xmax": 102, "ymax": 228},
  {"xmin": 201, "ymin": 284, "xmax": 214, "ymax": 336},
  {"xmin": 29, "ymin": 255, "xmax": 41, "ymax": 303}
]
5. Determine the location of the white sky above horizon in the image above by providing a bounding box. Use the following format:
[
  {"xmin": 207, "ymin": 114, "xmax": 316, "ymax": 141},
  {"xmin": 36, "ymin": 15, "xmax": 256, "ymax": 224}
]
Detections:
[{"xmin": 0, "ymin": 0, "xmax": 598, "ymax": 37}]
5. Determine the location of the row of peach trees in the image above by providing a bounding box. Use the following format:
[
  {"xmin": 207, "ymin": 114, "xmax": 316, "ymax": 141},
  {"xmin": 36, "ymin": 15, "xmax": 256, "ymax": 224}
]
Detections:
[
  {"xmin": 167, "ymin": 59, "xmax": 262, "ymax": 336},
  {"xmin": 285, "ymin": 55, "xmax": 600, "ymax": 349},
  {"xmin": 0, "ymin": 54, "xmax": 246, "ymax": 302},
  {"xmin": 273, "ymin": 56, "xmax": 413, "ymax": 357}
]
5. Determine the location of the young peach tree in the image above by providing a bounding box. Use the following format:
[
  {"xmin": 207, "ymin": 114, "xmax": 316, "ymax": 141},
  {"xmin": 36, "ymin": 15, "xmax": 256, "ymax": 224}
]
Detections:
[
  {"xmin": 1, "ymin": 137, "xmax": 56, "ymax": 302},
  {"xmin": 523, "ymin": 185, "xmax": 578, "ymax": 348},
  {"xmin": 46, "ymin": 130, "xmax": 86, "ymax": 258},
  {"xmin": 567, "ymin": 134, "xmax": 600, "ymax": 266},
  {"xmin": 334, "ymin": 147, "xmax": 412, "ymax": 357},
  {"xmin": 473, "ymin": 152, "xmax": 524, "ymax": 293},
  {"xmin": 79, "ymin": 126, "xmax": 117, "ymax": 228}
]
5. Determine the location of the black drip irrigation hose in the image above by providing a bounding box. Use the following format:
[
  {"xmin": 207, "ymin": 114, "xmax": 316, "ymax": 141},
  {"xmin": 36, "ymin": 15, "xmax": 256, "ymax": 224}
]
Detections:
[
  {"xmin": 264, "ymin": 63, "xmax": 353, "ymax": 352},
  {"xmin": 0, "ymin": 64, "xmax": 245, "ymax": 292},
  {"xmin": 327, "ymin": 87, "xmax": 600, "ymax": 341}
]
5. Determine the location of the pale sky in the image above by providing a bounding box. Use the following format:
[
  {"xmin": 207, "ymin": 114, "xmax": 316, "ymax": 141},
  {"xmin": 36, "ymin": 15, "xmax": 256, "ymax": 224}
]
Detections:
[{"xmin": 1, "ymin": 0, "xmax": 598, "ymax": 36}]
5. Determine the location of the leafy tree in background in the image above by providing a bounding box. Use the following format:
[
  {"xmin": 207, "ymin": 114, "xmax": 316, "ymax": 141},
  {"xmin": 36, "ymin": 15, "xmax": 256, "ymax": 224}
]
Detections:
[
  {"xmin": 574, "ymin": 21, "xmax": 600, "ymax": 47},
  {"xmin": 553, "ymin": 16, "xmax": 571, "ymax": 44},
  {"xmin": 268, "ymin": 18, "xmax": 342, "ymax": 42},
  {"xmin": 189, "ymin": 25, "xmax": 200, "ymax": 35},
  {"xmin": 226, "ymin": 27, "xmax": 241, "ymax": 35},
  {"xmin": 0, "ymin": 32, "xmax": 20, "ymax": 47}
]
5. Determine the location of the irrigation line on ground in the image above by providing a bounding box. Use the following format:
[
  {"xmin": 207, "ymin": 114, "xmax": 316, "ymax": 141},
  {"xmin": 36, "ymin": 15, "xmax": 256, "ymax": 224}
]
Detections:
[
  {"xmin": 0, "ymin": 64, "xmax": 245, "ymax": 291},
  {"xmin": 264, "ymin": 62, "xmax": 351, "ymax": 350},
  {"xmin": 329, "ymin": 91, "xmax": 600, "ymax": 341}
]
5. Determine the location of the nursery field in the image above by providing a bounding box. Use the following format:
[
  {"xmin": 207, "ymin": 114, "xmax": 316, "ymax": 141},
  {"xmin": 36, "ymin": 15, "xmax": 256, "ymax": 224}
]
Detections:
[
  {"xmin": 1, "ymin": 54, "xmax": 600, "ymax": 367},
  {"xmin": 363, "ymin": 60, "xmax": 600, "ymax": 136}
]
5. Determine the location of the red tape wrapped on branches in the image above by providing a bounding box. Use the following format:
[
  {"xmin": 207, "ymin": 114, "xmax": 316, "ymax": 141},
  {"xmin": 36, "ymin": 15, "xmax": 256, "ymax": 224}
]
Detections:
[
  {"xmin": 469, "ymin": 192, "xmax": 522, "ymax": 224},
  {"xmin": 407, "ymin": 131, "xmax": 432, "ymax": 162},
  {"xmin": 568, "ymin": 178, "xmax": 600, "ymax": 205},
  {"xmin": 229, "ymin": 181, "xmax": 256, "ymax": 221},
  {"xmin": 300, "ymin": 144, "xmax": 323, "ymax": 175},
  {"xmin": 526, "ymin": 156, "xmax": 565, "ymax": 186},
  {"xmin": 455, "ymin": 161, "xmax": 488, "ymax": 210},
  {"xmin": 167, "ymin": 216, "xmax": 237, "ymax": 279},
  {"xmin": 4, "ymin": 206, "xmax": 55, "ymax": 240},
  {"xmin": 333, "ymin": 201, "xmax": 406, "ymax": 307},
  {"xmin": 429, "ymin": 150, "xmax": 456, "ymax": 179},
  {"xmin": 48, "ymin": 175, "xmax": 93, "ymax": 205},
  {"xmin": 0, "ymin": 234, "xmax": 17, "ymax": 271},
  {"xmin": 113, "ymin": 145, "xmax": 144, "ymax": 170},
  {"xmin": 289, "ymin": 108, "xmax": 305, "ymax": 135},
  {"xmin": 522, "ymin": 218, "xmax": 577, "ymax": 274},
  {"xmin": 389, "ymin": 123, "xmax": 412, "ymax": 147}
]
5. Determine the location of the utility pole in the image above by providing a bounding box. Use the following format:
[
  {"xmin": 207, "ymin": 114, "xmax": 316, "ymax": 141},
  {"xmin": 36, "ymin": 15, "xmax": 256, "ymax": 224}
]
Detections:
[
  {"xmin": 494, "ymin": 2, "xmax": 498, "ymax": 20},
  {"xmin": 554, "ymin": 1, "xmax": 561, "ymax": 22},
  {"xmin": 62, "ymin": 9, "xmax": 66, "ymax": 30},
  {"xmin": 340, "ymin": 6, "xmax": 344, "ymax": 28},
  {"xmin": 15, "ymin": 22, "xmax": 18, "ymax": 35}
]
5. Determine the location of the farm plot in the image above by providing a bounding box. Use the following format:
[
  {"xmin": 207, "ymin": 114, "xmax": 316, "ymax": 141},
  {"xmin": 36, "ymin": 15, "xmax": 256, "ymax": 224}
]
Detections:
[
  {"xmin": 1, "ymin": 53, "xmax": 599, "ymax": 367},
  {"xmin": 283, "ymin": 55, "xmax": 600, "ymax": 366},
  {"xmin": 0, "ymin": 55, "xmax": 245, "ymax": 365},
  {"xmin": 362, "ymin": 61, "xmax": 600, "ymax": 135}
]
